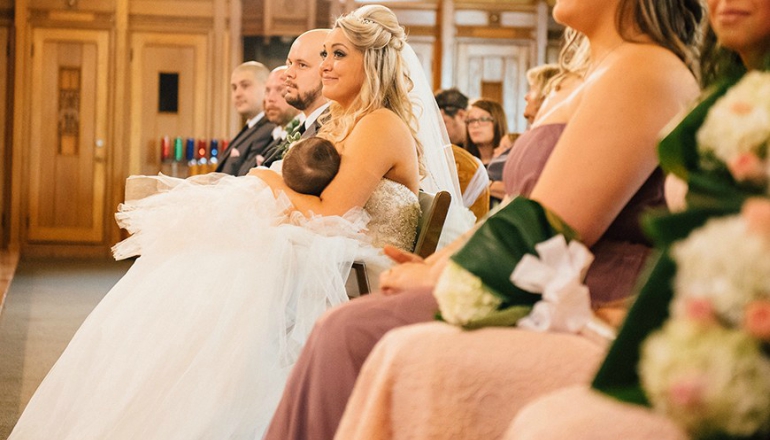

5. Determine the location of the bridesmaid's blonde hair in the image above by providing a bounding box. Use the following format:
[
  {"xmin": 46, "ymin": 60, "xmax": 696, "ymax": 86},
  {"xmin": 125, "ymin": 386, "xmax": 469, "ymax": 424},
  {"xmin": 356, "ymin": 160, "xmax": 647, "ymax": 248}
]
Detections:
[{"xmin": 319, "ymin": 5, "xmax": 425, "ymax": 177}]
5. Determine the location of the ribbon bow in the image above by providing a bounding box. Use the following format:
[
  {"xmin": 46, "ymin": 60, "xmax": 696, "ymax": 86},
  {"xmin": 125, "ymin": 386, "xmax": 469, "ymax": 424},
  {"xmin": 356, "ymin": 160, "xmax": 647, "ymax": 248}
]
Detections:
[{"xmin": 510, "ymin": 234, "xmax": 595, "ymax": 333}]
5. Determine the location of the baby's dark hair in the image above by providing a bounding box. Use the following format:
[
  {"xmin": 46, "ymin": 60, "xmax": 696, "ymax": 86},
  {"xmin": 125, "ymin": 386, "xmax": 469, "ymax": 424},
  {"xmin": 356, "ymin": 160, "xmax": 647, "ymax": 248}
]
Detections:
[{"xmin": 282, "ymin": 137, "xmax": 341, "ymax": 196}]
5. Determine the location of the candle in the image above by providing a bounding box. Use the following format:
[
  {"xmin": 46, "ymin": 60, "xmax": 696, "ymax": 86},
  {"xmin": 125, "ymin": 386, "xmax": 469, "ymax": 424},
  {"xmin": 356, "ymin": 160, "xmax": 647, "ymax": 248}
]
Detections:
[
  {"xmin": 160, "ymin": 136, "xmax": 170, "ymax": 161},
  {"xmin": 197, "ymin": 139, "xmax": 208, "ymax": 165},
  {"xmin": 185, "ymin": 138, "xmax": 195, "ymax": 161},
  {"xmin": 174, "ymin": 137, "xmax": 183, "ymax": 162}
]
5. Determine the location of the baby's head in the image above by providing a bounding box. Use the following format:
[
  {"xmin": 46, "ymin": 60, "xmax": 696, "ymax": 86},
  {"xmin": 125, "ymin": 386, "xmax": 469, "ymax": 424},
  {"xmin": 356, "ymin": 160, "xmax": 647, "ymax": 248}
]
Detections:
[{"xmin": 282, "ymin": 137, "xmax": 341, "ymax": 196}]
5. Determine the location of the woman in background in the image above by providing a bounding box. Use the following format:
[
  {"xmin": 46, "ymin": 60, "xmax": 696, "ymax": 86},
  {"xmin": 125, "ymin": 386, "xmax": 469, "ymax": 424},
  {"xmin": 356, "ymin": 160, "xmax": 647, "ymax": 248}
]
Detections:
[{"xmin": 464, "ymin": 98, "xmax": 510, "ymax": 203}]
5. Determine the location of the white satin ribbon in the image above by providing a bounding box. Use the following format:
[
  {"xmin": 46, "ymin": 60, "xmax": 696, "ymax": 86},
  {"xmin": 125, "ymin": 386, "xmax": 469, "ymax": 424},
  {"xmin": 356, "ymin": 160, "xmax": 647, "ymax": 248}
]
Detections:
[{"xmin": 510, "ymin": 235, "xmax": 596, "ymax": 333}]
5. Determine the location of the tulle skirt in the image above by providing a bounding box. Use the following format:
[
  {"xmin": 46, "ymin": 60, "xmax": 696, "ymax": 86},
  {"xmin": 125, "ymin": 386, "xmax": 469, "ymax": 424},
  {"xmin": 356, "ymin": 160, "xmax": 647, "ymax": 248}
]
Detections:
[{"xmin": 10, "ymin": 175, "xmax": 384, "ymax": 439}]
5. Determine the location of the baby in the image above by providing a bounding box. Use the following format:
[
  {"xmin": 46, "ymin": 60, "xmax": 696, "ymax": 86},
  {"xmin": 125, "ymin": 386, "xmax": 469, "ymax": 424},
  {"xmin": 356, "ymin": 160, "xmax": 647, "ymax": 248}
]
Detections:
[{"xmin": 281, "ymin": 137, "xmax": 341, "ymax": 196}]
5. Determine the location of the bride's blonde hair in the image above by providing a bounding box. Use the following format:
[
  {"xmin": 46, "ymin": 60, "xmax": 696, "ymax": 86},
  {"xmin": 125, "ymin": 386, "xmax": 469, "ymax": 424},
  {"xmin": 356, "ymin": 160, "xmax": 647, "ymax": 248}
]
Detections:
[{"xmin": 319, "ymin": 5, "xmax": 425, "ymax": 176}]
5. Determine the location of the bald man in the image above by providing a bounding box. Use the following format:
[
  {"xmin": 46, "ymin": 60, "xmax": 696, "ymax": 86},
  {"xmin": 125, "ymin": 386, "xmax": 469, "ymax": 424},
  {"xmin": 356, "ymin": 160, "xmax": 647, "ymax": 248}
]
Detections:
[
  {"xmin": 217, "ymin": 61, "xmax": 277, "ymax": 176},
  {"xmin": 260, "ymin": 29, "xmax": 331, "ymax": 169}
]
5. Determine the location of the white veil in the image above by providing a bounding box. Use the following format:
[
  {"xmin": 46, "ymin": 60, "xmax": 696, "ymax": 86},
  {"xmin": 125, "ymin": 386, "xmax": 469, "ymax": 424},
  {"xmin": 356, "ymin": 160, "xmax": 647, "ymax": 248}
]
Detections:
[{"xmin": 403, "ymin": 44, "xmax": 476, "ymax": 246}]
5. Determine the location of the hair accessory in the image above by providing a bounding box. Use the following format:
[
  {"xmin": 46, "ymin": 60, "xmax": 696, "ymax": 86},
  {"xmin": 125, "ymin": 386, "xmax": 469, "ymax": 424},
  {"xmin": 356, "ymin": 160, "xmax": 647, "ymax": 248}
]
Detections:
[{"xmin": 355, "ymin": 15, "xmax": 374, "ymax": 25}]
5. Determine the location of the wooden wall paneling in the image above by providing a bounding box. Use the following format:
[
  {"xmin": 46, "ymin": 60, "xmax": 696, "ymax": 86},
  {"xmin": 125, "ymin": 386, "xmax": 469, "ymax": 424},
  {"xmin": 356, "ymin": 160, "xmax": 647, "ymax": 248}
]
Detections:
[
  {"xmin": 0, "ymin": 26, "xmax": 8, "ymax": 248},
  {"xmin": 108, "ymin": 0, "xmax": 129, "ymax": 247},
  {"xmin": 455, "ymin": 39, "xmax": 532, "ymax": 133},
  {"xmin": 263, "ymin": 0, "xmax": 315, "ymax": 37},
  {"xmin": 27, "ymin": 28, "xmax": 110, "ymax": 243},
  {"xmin": 130, "ymin": 0, "xmax": 213, "ymax": 18},
  {"xmin": 129, "ymin": 32, "xmax": 208, "ymax": 176},
  {"xmin": 10, "ymin": 0, "xmax": 28, "ymax": 252},
  {"xmin": 28, "ymin": 0, "xmax": 116, "ymax": 12}
]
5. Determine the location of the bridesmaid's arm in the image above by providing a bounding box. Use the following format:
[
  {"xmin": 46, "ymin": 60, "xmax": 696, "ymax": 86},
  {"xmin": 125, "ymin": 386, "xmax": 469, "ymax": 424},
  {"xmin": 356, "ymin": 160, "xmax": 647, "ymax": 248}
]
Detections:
[{"xmin": 530, "ymin": 49, "xmax": 698, "ymax": 246}]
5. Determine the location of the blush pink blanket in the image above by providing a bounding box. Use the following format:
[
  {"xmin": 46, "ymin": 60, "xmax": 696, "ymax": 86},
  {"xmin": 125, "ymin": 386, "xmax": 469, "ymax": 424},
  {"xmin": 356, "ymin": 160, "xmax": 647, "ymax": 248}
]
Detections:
[
  {"xmin": 335, "ymin": 322, "xmax": 607, "ymax": 440},
  {"xmin": 505, "ymin": 385, "xmax": 688, "ymax": 440}
]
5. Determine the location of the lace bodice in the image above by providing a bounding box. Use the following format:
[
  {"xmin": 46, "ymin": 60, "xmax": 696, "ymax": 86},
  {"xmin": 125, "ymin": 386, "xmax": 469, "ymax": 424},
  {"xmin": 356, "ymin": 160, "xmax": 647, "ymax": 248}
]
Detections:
[{"xmin": 364, "ymin": 179, "xmax": 420, "ymax": 251}]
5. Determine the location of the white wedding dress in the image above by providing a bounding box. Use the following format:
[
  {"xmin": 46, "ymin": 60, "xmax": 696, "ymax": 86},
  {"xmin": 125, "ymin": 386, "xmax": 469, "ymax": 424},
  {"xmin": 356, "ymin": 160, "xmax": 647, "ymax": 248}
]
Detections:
[{"xmin": 9, "ymin": 174, "xmax": 420, "ymax": 440}]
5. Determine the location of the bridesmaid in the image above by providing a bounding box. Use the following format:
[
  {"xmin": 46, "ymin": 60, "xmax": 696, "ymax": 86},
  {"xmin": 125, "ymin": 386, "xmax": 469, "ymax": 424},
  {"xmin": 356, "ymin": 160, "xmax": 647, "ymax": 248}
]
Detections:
[
  {"xmin": 506, "ymin": 1, "xmax": 770, "ymax": 439},
  {"xmin": 264, "ymin": 0, "xmax": 703, "ymax": 438}
]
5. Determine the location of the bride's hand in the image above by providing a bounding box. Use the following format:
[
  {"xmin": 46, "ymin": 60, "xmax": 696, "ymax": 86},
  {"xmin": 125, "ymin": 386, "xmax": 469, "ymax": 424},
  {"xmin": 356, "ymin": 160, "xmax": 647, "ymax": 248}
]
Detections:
[
  {"xmin": 383, "ymin": 245, "xmax": 423, "ymax": 264},
  {"xmin": 380, "ymin": 246, "xmax": 451, "ymax": 295},
  {"xmin": 380, "ymin": 262, "xmax": 435, "ymax": 295}
]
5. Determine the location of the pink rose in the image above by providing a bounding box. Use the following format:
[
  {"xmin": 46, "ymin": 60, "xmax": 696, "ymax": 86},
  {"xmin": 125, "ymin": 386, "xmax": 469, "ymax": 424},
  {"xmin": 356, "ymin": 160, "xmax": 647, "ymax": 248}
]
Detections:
[
  {"xmin": 744, "ymin": 300, "xmax": 770, "ymax": 342},
  {"xmin": 727, "ymin": 152, "xmax": 766, "ymax": 183},
  {"xmin": 683, "ymin": 297, "xmax": 717, "ymax": 325},
  {"xmin": 668, "ymin": 376, "xmax": 705, "ymax": 409},
  {"xmin": 742, "ymin": 198, "xmax": 770, "ymax": 240}
]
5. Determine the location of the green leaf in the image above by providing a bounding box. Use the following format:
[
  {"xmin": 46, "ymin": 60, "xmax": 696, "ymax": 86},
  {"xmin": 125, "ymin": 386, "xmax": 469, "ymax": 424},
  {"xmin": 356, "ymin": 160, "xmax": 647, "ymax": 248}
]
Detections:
[
  {"xmin": 451, "ymin": 197, "xmax": 577, "ymax": 308},
  {"xmin": 461, "ymin": 306, "xmax": 533, "ymax": 330},
  {"xmin": 592, "ymin": 207, "xmax": 735, "ymax": 404}
]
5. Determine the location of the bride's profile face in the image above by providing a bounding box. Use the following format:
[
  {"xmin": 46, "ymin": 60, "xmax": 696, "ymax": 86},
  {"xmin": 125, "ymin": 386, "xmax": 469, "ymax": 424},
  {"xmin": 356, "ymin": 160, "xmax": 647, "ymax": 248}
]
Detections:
[{"xmin": 320, "ymin": 28, "xmax": 366, "ymax": 108}]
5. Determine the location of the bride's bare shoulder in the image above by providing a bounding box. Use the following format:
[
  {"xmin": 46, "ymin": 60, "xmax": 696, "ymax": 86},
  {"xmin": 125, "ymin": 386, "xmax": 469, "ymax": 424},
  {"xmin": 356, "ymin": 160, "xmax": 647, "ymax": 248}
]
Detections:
[{"xmin": 350, "ymin": 108, "xmax": 411, "ymax": 143}]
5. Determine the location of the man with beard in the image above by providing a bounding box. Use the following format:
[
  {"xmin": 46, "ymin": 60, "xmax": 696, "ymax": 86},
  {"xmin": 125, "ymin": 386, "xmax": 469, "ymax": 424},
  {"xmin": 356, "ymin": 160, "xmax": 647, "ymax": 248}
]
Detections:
[
  {"xmin": 240, "ymin": 66, "xmax": 299, "ymax": 170},
  {"xmin": 260, "ymin": 29, "xmax": 330, "ymax": 169}
]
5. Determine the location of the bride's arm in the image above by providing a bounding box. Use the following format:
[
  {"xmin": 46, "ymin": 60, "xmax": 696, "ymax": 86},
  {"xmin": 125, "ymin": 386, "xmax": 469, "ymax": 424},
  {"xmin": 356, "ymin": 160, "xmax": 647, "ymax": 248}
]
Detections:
[{"xmin": 252, "ymin": 109, "xmax": 417, "ymax": 217}]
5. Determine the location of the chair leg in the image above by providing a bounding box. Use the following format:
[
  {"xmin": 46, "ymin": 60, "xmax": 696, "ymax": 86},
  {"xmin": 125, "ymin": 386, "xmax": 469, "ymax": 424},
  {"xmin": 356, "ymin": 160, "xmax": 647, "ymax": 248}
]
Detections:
[{"xmin": 351, "ymin": 261, "xmax": 370, "ymax": 295}]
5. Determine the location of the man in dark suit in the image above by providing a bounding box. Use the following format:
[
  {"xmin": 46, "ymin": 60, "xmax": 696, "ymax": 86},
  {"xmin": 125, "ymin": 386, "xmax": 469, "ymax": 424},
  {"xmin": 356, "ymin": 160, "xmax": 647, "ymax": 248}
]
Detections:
[
  {"xmin": 238, "ymin": 66, "xmax": 299, "ymax": 173},
  {"xmin": 216, "ymin": 61, "xmax": 276, "ymax": 176},
  {"xmin": 260, "ymin": 29, "xmax": 331, "ymax": 169}
]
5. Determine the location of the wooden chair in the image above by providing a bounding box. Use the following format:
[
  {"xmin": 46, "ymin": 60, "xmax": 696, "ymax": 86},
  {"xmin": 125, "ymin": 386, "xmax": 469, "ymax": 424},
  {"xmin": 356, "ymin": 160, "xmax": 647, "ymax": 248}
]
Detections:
[{"xmin": 349, "ymin": 190, "xmax": 452, "ymax": 296}]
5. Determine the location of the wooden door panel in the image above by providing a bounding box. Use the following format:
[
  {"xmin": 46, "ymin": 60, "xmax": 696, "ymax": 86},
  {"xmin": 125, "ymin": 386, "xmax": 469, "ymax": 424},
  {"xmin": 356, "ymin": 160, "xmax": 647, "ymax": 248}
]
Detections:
[
  {"xmin": 27, "ymin": 29, "xmax": 109, "ymax": 243},
  {"xmin": 130, "ymin": 33, "xmax": 208, "ymax": 176}
]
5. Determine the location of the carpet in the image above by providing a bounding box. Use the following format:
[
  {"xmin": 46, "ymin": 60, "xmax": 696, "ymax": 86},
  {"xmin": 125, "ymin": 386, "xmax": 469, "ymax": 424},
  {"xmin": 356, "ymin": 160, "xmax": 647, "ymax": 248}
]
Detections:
[{"xmin": 0, "ymin": 258, "xmax": 132, "ymax": 439}]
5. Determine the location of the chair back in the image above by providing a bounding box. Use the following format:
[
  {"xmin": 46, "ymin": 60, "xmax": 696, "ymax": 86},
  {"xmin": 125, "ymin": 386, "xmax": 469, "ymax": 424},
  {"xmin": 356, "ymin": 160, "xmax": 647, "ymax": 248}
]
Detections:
[
  {"xmin": 451, "ymin": 145, "xmax": 489, "ymax": 221},
  {"xmin": 413, "ymin": 190, "xmax": 451, "ymax": 259}
]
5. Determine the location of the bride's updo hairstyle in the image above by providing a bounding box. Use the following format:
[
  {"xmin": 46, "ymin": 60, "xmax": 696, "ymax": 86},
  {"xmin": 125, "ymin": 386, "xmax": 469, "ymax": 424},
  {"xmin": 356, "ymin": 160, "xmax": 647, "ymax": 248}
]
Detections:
[{"xmin": 320, "ymin": 5, "xmax": 425, "ymax": 175}]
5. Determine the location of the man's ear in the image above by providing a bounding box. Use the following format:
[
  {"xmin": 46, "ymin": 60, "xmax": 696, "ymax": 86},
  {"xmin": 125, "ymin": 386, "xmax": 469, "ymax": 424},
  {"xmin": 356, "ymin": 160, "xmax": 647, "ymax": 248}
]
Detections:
[{"xmin": 456, "ymin": 108, "xmax": 468, "ymax": 120}]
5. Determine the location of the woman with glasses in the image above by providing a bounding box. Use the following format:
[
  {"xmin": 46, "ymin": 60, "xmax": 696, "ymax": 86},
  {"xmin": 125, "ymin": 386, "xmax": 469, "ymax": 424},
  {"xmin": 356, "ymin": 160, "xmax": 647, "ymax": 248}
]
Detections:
[{"xmin": 464, "ymin": 98, "xmax": 510, "ymax": 203}]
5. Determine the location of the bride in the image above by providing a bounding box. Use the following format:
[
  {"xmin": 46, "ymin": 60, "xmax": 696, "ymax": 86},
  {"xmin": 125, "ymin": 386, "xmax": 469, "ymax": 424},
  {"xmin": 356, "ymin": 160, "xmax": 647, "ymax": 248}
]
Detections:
[{"xmin": 8, "ymin": 5, "xmax": 469, "ymax": 439}]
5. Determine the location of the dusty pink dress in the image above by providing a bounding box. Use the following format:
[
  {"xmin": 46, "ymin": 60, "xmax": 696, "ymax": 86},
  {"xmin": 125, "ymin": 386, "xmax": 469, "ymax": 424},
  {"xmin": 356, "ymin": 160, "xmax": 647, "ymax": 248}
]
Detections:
[{"xmin": 265, "ymin": 124, "xmax": 666, "ymax": 440}]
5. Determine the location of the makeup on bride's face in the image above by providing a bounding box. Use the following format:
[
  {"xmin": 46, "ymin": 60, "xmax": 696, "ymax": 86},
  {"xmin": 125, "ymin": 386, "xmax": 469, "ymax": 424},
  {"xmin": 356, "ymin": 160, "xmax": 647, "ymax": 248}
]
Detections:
[{"xmin": 320, "ymin": 28, "xmax": 365, "ymax": 107}]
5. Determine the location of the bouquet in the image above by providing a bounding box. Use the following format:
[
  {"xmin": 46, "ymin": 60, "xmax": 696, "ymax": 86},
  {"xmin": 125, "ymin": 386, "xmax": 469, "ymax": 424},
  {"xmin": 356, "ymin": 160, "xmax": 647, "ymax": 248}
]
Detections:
[
  {"xmin": 592, "ymin": 70, "xmax": 770, "ymax": 439},
  {"xmin": 432, "ymin": 197, "xmax": 605, "ymax": 336},
  {"xmin": 639, "ymin": 204, "xmax": 770, "ymax": 439}
]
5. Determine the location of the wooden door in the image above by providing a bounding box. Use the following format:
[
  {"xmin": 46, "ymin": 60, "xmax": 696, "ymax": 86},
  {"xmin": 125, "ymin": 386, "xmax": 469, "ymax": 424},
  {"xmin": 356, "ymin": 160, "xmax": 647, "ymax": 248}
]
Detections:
[
  {"xmin": 129, "ymin": 33, "xmax": 208, "ymax": 176},
  {"xmin": 26, "ymin": 28, "xmax": 109, "ymax": 244},
  {"xmin": 455, "ymin": 40, "xmax": 533, "ymax": 133}
]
